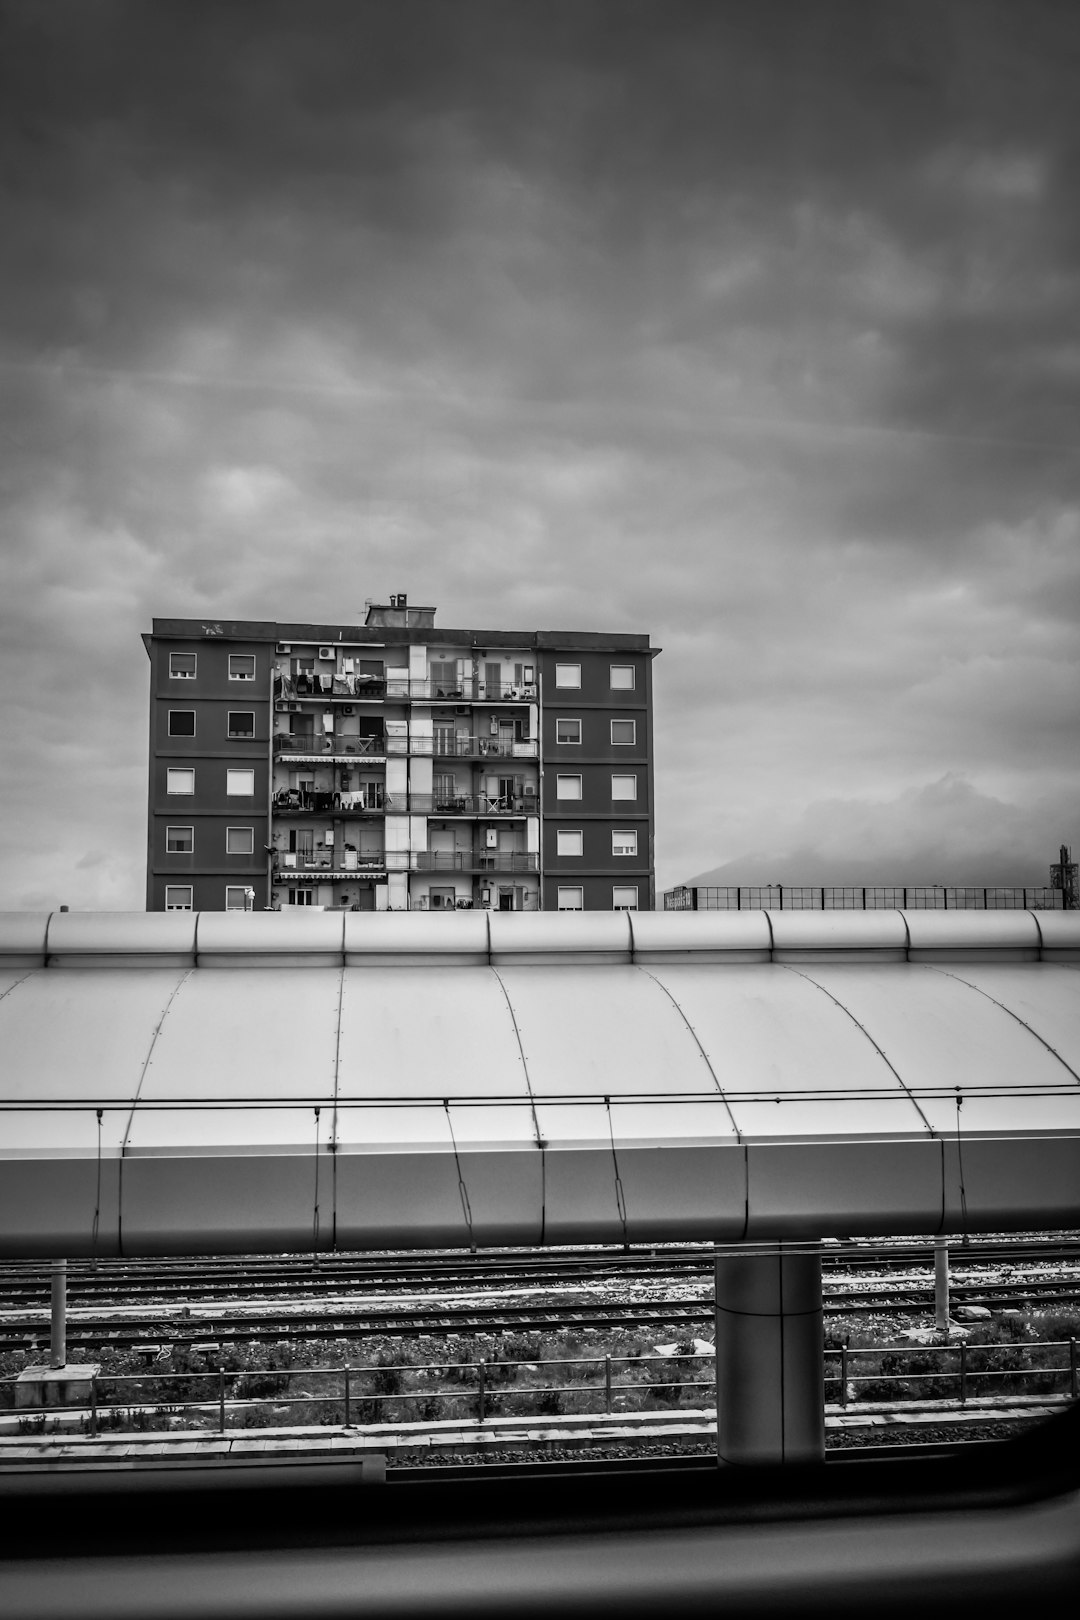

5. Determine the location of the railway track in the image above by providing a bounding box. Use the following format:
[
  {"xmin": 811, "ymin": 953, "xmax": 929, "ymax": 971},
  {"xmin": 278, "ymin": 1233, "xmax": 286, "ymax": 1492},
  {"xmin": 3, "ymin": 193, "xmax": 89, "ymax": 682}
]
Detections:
[
  {"xmin": 3, "ymin": 1283, "xmax": 1078, "ymax": 1355},
  {"xmin": 2, "ymin": 1239, "xmax": 1077, "ymax": 1355}
]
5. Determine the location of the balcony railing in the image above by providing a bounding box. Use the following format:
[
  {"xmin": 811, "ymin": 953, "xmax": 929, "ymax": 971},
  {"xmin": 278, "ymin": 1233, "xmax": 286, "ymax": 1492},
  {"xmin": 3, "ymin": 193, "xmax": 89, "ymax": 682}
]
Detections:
[
  {"xmin": 412, "ymin": 852, "xmax": 539, "ymax": 873},
  {"xmin": 274, "ymin": 734, "xmax": 386, "ymax": 758},
  {"xmin": 411, "ymin": 793, "xmax": 535, "ymax": 816}
]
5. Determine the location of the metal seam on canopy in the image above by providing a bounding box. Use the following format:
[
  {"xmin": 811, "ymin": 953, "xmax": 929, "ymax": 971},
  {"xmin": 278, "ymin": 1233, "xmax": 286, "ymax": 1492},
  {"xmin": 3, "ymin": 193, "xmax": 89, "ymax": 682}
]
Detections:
[
  {"xmin": 921, "ymin": 963, "xmax": 1080, "ymax": 1087},
  {"xmin": 0, "ymin": 970, "xmax": 36, "ymax": 1006},
  {"xmin": 443, "ymin": 1099, "xmax": 476, "ymax": 1252},
  {"xmin": 632, "ymin": 965, "xmax": 742, "ymax": 1142},
  {"xmin": 118, "ymin": 968, "xmax": 194, "ymax": 1257},
  {"xmin": 489, "ymin": 963, "xmax": 547, "ymax": 1243},
  {"xmin": 605, "ymin": 1095, "xmax": 630, "ymax": 1250},
  {"xmin": 778, "ymin": 964, "xmax": 936, "ymax": 1136}
]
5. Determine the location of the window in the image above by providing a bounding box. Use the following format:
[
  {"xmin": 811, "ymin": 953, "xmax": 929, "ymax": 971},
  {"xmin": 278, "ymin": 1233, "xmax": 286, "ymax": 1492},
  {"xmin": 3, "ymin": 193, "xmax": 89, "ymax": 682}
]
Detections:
[
  {"xmin": 168, "ymin": 710, "xmax": 196, "ymax": 737},
  {"xmin": 166, "ymin": 767, "xmax": 195, "ymax": 795},
  {"xmin": 164, "ymin": 886, "xmax": 193, "ymax": 911},
  {"xmin": 610, "ymin": 719, "xmax": 636, "ymax": 745},
  {"xmin": 612, "ymin": 828, "xmax": 638, "ymax": 857},
  {"xmin": 225, "ymin": 885, "xmax": 253, "ymax": 910},
  {"xmin": 226, "ymin": 768, "xmax": 255, "ymax": 796},
  {"xmin": 556, "ymin": 774, "xmax": 582, "ymax": 800},
  {"xmin": 556, "ymin": 718, "xmax": 582, "ymax": 744},
  {"xmin": 557, "ymin": 886, "xmax": 583, "ymax": 911},
  {"xmin": 555, "ymin": 663, "xmax": 581, "ymax": 688},
  {"xmin": 611, "ymin": 774, "xmax": 637, "ymax": 801},
  {"xmin": 229, "ymin": 654, "xmax": 256, "ymax": 681},
  {"xmin": 226, "ymin": 827, "xmax": 254, "ymax": 855},
  {"xmin": 169, "ymin": 652, "xmax": 196, "ymax": 679},
  {"xmin": 288, "ymin": 889, "xmax": 314, "ymax": 906},
  {"xmin": 228, "ymin": 711, "xmax": 255, "ymax": 738},
  {"xmin": 557, "ymin": 829, "xmax": 583, "ymax": 857},
  {"xmin": 612, "ymin": 885, "xmax": 639, "ymax": 911},
  {"xmin": 166, "ymin": 827, "xmax": 193, "ymax": 854},
  {"xmin": 610, "ymin": 665, "xmax": 635, "ymax": 690}
]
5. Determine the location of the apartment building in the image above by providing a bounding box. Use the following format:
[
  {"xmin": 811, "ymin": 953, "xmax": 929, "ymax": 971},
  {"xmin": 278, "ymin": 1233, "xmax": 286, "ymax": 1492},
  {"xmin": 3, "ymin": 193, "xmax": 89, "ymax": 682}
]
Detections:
[{"xmin": 143, "ymin": 598, "xmax": 658, "ymax": 914}]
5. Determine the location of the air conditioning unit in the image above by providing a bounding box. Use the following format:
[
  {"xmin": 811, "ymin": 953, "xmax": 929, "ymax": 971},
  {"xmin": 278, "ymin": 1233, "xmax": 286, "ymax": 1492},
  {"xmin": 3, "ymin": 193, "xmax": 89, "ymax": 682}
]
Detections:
[
  {"xmin": 276, "ymin": 643, "xmax": 291, "ymax": 653},
  {"xmin": 288, "ymin": 701, "xmax": 299, "ymax": 712},
  {"xmin": 275, "ymin": 701, "xmax": 289, "ymax": 712},
  {"xmin": 342, "ymin": 705, "xmax": 354, "ymax": 715},
  {"xmin": 455, "ymin": 705, "xmax": 469, "ymax": 716},
  {"xmin": 524, "ymin": 784, "xmax": 537, "ymax": 797},
  {"xmin": 318, "ymin": 646, "xmax": 334, "ymax": 660}
]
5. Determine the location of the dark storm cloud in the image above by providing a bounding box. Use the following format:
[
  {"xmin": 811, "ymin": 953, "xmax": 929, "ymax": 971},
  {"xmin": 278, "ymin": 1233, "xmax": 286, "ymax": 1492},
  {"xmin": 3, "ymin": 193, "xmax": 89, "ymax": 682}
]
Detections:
[{"xmin": 0, "ymin": 0, "xmax": 1077, "ymax": 904}]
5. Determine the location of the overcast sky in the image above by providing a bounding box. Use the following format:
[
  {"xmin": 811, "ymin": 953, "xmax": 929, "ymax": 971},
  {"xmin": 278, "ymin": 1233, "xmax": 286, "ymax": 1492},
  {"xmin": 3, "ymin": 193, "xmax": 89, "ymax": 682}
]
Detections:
[{"xmin": 1, "ymin": 0, "xmax": 1077, "ymax": 909}]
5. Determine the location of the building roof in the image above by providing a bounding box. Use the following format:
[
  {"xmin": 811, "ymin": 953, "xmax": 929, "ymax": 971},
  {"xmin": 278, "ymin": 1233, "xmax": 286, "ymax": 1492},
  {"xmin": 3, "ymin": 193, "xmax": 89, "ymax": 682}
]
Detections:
[{"xmin": 1, "ymin": 910, "xmax": 1077, "ymax": 1256}]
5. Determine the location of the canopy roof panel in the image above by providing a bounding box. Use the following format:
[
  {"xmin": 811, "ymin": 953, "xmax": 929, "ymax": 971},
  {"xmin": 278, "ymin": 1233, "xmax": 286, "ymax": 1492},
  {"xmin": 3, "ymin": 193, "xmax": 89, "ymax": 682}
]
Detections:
[{"xmin": 1, "ymin": 911, "xmax": 1077, "ymax": 1254}]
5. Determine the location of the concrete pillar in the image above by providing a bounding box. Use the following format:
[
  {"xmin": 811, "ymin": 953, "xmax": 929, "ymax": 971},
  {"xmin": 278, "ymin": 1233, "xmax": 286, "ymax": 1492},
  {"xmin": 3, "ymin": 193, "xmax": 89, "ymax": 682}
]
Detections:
[
  {"xmin": 49, "ymin": 1259, "xmax": 66, "ymax": 1370},
  {"xmin": 714, "ymin": 1243, "xmax": 824, "ymax": 1465},
  {"xmin": 934, "ymin": 1238, "xmax": 950, "ymax": 1330}
]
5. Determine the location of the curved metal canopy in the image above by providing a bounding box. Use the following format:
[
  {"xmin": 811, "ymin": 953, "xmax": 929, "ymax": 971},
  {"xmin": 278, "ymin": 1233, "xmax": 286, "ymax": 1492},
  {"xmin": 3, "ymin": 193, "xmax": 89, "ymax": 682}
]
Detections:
[{"xmin": 1, "ymin": 909, "xmax": 1077, "ymax": 1255}]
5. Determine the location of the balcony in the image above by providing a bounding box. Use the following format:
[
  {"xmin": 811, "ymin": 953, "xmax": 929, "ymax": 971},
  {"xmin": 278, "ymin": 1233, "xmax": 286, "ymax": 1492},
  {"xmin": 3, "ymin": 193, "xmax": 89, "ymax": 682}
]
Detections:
[
  {"xmin": 412, "ymin": 852, "xmax": 539, "ymax": 873},
  {"xmin": 386, "ymin": 678, "xmax": 537, "ymax": 702},
  {"xmin": 384, "ymin": 734, "xmax": 536, "ymax": 759},
  {"xmin": 412, "ymin": 793, "xmax": 536, "ymax": 816},
  {"xmin": 275, "ymin": 675, "xmax": 386, "ymax": 701},
  {"xmin": 273, "ymin": 851, "xmax": 386, "ymax": 877},
  {"xmin": 274, "ymin": 734, "xmax": 386, "ymax": 762},
  {"xmin": 272, "ymin": 787, "xmax": 392, "ymax": 815}
]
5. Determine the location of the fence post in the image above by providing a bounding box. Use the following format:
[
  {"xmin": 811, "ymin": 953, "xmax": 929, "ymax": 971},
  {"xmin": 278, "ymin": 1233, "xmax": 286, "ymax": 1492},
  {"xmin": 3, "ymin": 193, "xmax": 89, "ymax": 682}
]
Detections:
[
  {"xmin": 219, "ymin": 1367, "xmax": 226, "ymax": 1433},
  {"xmin": 344, "ymin": 1365, "xmax": 352, "ymax": 1428},
  {"xmin": 959, "ymin": 1341, "xmax": 967, "ymax": 1406},
  {"xmin": 89, "ymin": 1373, "xmax": 98, "ymax": 1438},
  {"xmin": 604, "ymin": 1355, "xmax": 612, "ymax": 1415},
  {"xmin": 477, "ymin": 1359, "xmax": 486, "ymax": 1424},
  {"xmin": 840, "ymin": 1343, "xmax": 849, "ymax": 1408},
  {"xmin": 1070, "ymin": 1339, "xmax": 1077, "ymax": 1402}
]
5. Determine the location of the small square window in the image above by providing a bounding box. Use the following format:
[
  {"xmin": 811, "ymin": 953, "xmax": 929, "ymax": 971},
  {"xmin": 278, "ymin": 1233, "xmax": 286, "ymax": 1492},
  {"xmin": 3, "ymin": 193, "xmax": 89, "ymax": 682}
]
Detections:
[
  {"xmin": 612, "ymin": 885, "xmax": 639, "ymax": 911},
  {"xmin": 168, "ymin": 710, "xmax": 196, "ymax": 737},
  {"xmin": 556, "ymin": 774, "xmax": 582, "ymax": 800},
  {"xmin": 169, "ymin": 652, "xmax": 196, "ymax": 679},
  {"xmin": 556, "ymin": 718, "xmax": 582, "ymax": 744},
  {"xmin": 226, "ymin": 826, "xmax": 254, "ymax": 855},
  {"xmin": 557, "ymin": 886, "xmax": 583, "ymax": 911},
  {"xmin": 612, "ymin": 828, "xmax": 637, "ymax": 857},
  {"xmin": 229, "ymin": 654, "xmax": 256, "ymax": 681},
  {"xmin": 165, "ymin": 885, "xmax": 193, "ymax": 911},
  {"xmin": 225, "ymin": 885, "xmax": 253, "ymax": 910},
  {"xmin": 228, "ymin": 711, "xmax": 255, "ymax": 738},
  {"xmin": 166, "ymin": 826, "xmax": 193, "ymax": 854},
  {"xmin": 610, "ymin": 719, "xmax": 636, "ymax": 745},
  {"xmin": 167, "ymin": 767, "xmax": 195, "ymax": 795},
  {"xmin": 557, "ymin": 829, "xmax": 583, "ymax": 857},
  {"xmin": 611, "ymin": 774, "xmax": 637, "ymax": 801},
  {"xmin": 226, "ymin": 768, "xmax": 255, "ymax": 796},
  {"xmin": 555, "ymin": 663, "xmax": 581, "ymax": 688},
  {"xmin": 610, "ymin": 665, "xmax": 635, "ymax": 690}
]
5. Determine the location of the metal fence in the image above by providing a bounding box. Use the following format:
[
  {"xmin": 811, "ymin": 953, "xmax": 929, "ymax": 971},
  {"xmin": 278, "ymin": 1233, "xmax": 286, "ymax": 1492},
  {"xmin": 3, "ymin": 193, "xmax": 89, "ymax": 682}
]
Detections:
[
  {"xmin": 665, "ymin": 885, "xmax": 1068, "ymax": 911},
  {"xmin": 7, "ymin": 1341, "xmax": 1077, "ymax": 1436}
]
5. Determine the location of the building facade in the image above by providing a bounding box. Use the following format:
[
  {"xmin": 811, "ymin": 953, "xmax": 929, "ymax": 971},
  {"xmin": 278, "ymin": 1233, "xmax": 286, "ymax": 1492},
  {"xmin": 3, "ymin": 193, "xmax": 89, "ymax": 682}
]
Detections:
[{"xmin": 144, "ymin": 600, "xmax": 658, "ymax": 914}]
